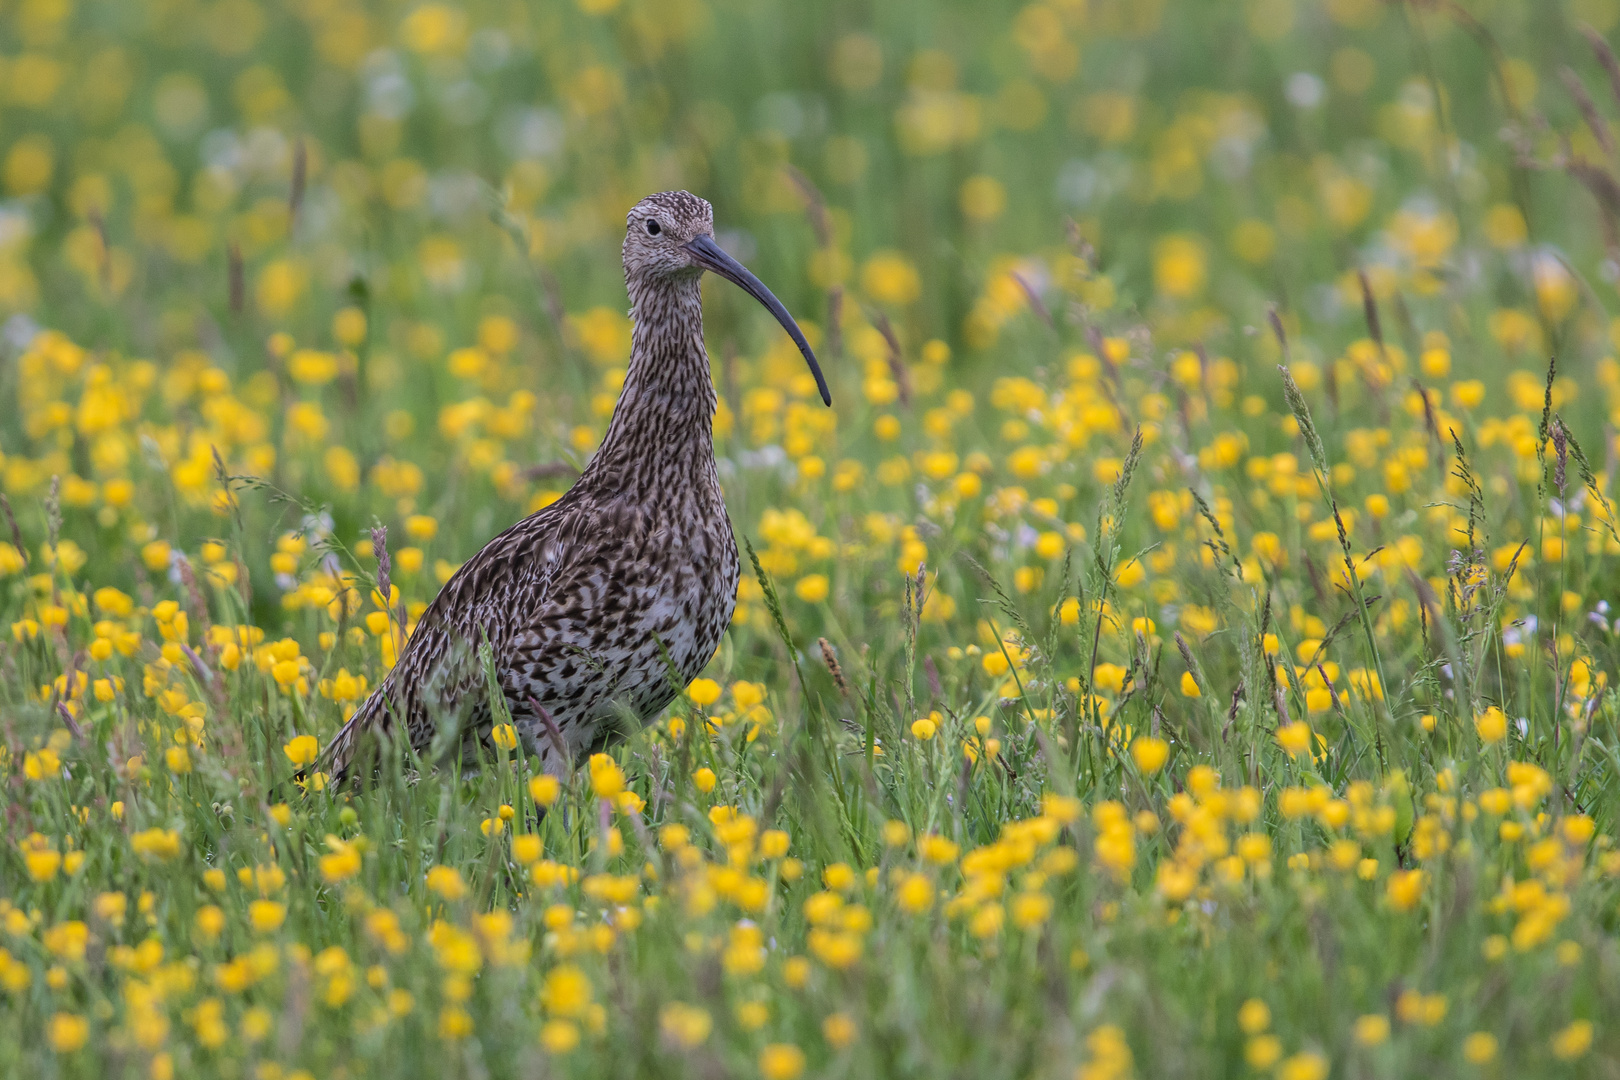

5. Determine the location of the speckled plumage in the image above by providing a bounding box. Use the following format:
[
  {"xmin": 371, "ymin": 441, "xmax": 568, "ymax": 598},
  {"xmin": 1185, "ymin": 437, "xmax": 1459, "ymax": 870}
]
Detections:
[{"xmin": 322, "ymin": 191, "xmax": 825, "ymax": 782}]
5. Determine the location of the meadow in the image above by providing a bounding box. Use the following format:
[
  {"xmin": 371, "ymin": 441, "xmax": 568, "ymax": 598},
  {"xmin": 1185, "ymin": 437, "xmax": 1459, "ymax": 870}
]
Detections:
[{"xmin": 4, "ymin": 0, "xmax": 1620, "ymax": 1075}]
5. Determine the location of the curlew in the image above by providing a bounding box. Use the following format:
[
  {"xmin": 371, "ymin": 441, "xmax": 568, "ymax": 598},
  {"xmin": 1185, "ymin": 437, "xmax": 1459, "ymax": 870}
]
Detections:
[{"xmin": 320, "ymin": 191, "xmax": 830, "ymax": 783}]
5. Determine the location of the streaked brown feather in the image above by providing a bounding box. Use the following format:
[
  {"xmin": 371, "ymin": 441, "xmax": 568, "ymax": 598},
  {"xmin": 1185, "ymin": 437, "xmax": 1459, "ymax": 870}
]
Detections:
[{"xmin": 322, "ymin": 191, "xmax": 746, "ymax": 783}]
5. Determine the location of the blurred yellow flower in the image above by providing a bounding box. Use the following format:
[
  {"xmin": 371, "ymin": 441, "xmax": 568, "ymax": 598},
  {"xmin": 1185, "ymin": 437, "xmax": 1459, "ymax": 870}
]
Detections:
[
  {"xmin": 660, "ymin": 1002, "xmax": 712, "ymax": 1048},
  {"xmin": 512, "ymin": 835, "xmax": 543, "ymax": 864},
  {"xmin": 1131, "ymin": 736, "xmax": 1169, "ymax": 774},
  {"xmin": 588, "ymin": 753, "xmax": 626, "ymax": 799},
  {"xmin": 47, "ymin": 1013, "xmax": 88, "ymax": 1054},
  {"xmin": 861, "ymin": 251, "xmax": 921, "ymax": 305},
  {"xmin": 1475, "ymin": 707, "xmax": 1508, "ymax": 744},
  {"xmin": 540, "ymin": 1018, "xmax": 580, "ymax": 1052},
  {"xmin": 1462, "ymin": 1032, "xmax": 1497, "ymax": 1063},
  {"xmin": 1552, "ymin": 1020, "xmax": 1592, "ymax": 1061},
  {"xmin": 425, "ymin": 866, "xmax": 467, "ymax": 901},
  {"xmin": 1386, "ymin": 869, "xmax": 1425, "ymax": 911},
  {"xmin": 399, "ymin": 4, "xmax": 467, "ymax": 54},
  {"xmin": 759, "ymin": 1043, "xmax": 806, "ymax": 1080},
  {"xmin": 1275, "ymin": 722, "xmax": 1312, "ymax": 758},
  {"xmin": 4, "ymin": 135, "xmax": 54, "ymax": 196},
  {"xmin": 256, "ymin": 260, "xmax": 307, "ymax": 316},
  {"xmin": 530, "ymin": 775, "xmax": 561, "ymax": 806},
  {"xmin": 25, "ymin": 848, "xmax": 61, "ymax": 882},
  {"xmin": 287, "ymin": 350, "xmax": 339, "ymax": 386},
  {"xmin": 1353, "ymin": 1014, "xmax": 1390, "ymax": 1046},
  {"xmin": 541, "ymin": 964, "xmax": 592, "ymax": 1018},
  {"xmin": 1153, "ymin": 235, "xmax": 1206, "ymax": 299},
  {"xmin": 959, "ymin": 176, "xmax": 1006, "ymax": 223},
  {"xmin": 1277, "ymin": 1051, "xmax": 1328, "ymax": 1080},
  {"xmin": 249, "ymin": 900, "xmax": 286, "ymax": 933}
]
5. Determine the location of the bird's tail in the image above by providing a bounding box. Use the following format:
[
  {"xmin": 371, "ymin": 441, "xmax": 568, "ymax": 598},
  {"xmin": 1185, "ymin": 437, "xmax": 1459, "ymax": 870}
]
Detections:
[{"xmin": 316, "ymin": 685, "xmax": 393, "ymax": 788}]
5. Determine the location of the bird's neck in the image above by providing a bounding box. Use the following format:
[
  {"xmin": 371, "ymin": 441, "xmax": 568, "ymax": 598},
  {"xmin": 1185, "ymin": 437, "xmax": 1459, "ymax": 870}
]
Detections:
[{"xmin": 584, "ymin": 274, "xmax": 719, "ymax": 495}]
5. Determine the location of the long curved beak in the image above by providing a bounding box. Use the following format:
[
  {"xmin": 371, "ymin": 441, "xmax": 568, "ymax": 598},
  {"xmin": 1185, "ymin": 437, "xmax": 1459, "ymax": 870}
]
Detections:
[{"xmin": 684, "ymin": 233, "xmax": 832, "ymax": 407}]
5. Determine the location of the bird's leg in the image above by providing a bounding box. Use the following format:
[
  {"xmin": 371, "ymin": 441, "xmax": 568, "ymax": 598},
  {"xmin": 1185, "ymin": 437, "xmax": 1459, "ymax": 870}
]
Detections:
[{"xmin": 527, "ymin": 695, "xmax": 574, "ymax": 780}]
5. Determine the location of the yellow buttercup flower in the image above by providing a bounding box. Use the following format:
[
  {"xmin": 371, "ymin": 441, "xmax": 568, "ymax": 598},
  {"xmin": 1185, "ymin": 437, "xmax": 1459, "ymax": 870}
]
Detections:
[
  {"xmin": 284, "ymin": 735, "xmax": 318, "ymax": 767},
  {"xmin": 46, "ymin": 1013, "xmax": 88, "ymax": 1054}
]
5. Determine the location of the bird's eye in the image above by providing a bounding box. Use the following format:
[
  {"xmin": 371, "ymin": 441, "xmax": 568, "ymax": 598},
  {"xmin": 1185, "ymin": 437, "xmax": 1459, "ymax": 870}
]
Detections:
[{"xmin": 645, "ymin": 219, "xmax": 661, "ymax": 236}]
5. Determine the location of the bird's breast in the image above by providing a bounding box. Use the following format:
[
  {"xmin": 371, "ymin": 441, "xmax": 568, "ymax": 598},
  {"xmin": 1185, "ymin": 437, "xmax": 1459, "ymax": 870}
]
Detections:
[{"xmin": 509, "ymin": 493, "xmax": 738, "ymax": 710}]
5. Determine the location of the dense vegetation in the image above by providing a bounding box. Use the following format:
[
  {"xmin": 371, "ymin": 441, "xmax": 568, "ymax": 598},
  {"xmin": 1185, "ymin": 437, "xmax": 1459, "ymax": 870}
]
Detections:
[{"xmin": 3, "ymin": 0, "xmax": 1620, "ymax": 1075}]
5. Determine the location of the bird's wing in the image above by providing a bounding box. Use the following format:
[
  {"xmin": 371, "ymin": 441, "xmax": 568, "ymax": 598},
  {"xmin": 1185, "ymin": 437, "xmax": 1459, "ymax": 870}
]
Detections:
[
  {"xmin": 496, "ymin": 502, "xmax": 697, "ymax": 757},
  {"xmin": 319, "ymin": 494, "xmax": 587, "ymax": 781}
]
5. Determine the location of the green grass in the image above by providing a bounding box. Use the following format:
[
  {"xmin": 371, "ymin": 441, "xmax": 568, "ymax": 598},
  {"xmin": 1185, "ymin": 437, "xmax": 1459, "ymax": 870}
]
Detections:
[{"xmin": 3, "ymin": 0, "xmax": 1620, "ymax": 1076}]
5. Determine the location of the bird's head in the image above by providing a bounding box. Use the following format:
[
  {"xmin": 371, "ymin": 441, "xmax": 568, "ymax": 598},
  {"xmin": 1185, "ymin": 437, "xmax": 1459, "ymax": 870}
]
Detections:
[{"xmin": 624, "ymin": 190, "xmax": 830, "ymax": 407}]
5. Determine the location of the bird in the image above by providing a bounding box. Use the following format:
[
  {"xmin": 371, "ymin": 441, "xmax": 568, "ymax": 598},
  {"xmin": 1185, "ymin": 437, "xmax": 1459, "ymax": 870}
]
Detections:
[{"xmin": 319, "ymin": 190, "xmax": 830, "ymax": 784}]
